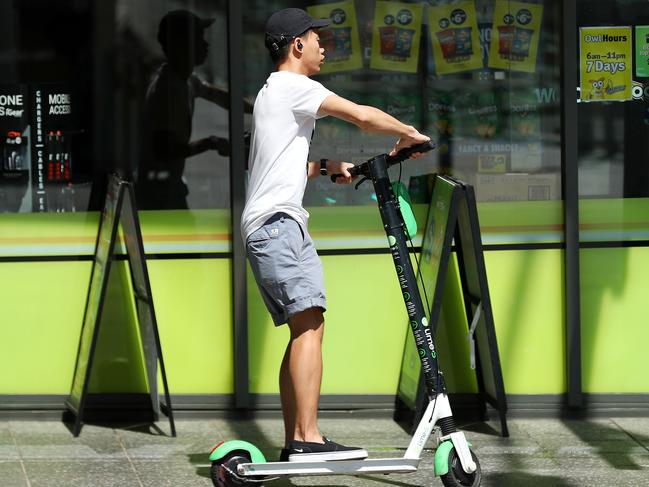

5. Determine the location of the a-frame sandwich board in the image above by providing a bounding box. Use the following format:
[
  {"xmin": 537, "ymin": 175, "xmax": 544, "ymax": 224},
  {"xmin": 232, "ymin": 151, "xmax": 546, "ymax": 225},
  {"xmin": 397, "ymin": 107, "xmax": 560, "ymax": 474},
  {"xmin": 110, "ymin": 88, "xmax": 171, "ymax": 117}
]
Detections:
[
  {"xmin": 396, "ymin": 174, "xmax": 508, "ymax": 437},
  {"xmin": 65, "ymin": 174, "xmax": 175, "ymax": 437}
]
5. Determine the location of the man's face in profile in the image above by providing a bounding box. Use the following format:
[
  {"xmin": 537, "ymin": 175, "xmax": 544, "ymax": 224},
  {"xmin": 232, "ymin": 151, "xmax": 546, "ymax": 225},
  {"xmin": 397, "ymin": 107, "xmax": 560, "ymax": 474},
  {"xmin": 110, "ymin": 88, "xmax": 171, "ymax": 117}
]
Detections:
[
  {"xmin": 189, "ymin": 29, "xmax": 209, "ymax": 66},
  {"xmin": 166, "ymin": 28, "xmax": 209, "ymax": 69}
]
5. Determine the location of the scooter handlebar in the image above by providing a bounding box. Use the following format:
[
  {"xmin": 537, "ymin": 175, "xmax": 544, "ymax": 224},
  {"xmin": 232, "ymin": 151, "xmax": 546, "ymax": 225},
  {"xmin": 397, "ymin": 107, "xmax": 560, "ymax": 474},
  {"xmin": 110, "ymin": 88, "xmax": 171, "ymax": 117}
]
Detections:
[
  {"xmin": 386, "ymin": 140, "xmax": 436, "ymax": 164},
  {"xmin": 330, "ymin": 140, "xmax": 436, "ymax": 183}
]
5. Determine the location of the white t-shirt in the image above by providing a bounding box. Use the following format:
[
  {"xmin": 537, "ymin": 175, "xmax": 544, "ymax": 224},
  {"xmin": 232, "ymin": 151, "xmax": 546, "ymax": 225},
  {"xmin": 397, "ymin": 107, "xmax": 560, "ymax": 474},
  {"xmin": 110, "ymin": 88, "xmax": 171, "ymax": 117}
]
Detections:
[{"xmin": 241, "ymin": 71, "xmax": 334, "ymax": 240}]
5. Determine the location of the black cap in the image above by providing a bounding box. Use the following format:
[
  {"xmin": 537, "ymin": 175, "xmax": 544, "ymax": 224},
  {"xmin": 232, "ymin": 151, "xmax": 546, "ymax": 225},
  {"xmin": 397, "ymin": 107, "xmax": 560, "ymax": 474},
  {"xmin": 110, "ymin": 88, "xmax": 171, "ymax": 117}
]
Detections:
[
  {"xmin": 157, "ymin": 9, "xmax": 215, "ymax": 45},
  {"xmin": 265, "ymin": 8, "xmax": 330, "ymax": 52}
]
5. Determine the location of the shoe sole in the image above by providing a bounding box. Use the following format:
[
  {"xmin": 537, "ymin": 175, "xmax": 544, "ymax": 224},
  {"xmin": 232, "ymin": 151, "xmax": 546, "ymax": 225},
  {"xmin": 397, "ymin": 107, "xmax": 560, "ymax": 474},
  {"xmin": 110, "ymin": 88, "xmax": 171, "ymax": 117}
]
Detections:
[{"xmin": 288, "ymin": 449, "xmax": 369, "ymax": 462}]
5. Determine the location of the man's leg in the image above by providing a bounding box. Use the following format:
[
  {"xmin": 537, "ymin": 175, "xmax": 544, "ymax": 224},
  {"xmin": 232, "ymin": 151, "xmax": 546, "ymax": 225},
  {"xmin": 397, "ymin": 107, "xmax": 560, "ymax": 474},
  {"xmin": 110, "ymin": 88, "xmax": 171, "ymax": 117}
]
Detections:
[{"xmin": 280, "ymin": 306, "xmax": 325, "ymax": 447}]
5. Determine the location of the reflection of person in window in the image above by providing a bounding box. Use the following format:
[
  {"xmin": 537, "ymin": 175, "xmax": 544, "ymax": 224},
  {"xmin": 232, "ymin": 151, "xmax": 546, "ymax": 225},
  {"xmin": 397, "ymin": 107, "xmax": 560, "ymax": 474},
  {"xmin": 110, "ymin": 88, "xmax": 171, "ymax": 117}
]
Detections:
[{"xmin": 138, "ymin": 9, "xmax": 252, "ymax": 209}]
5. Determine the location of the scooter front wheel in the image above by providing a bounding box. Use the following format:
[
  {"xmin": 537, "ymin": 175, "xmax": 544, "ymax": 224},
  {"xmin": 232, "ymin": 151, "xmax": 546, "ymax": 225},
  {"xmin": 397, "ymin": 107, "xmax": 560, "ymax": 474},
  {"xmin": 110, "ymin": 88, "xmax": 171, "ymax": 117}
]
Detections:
[
  {"xmin": 211, "ymin": 451, "xmax": 263, "ymax": 487},
  {"xmin": 440, "ymin": 449, "xmax": 481, "ymax": 487}
]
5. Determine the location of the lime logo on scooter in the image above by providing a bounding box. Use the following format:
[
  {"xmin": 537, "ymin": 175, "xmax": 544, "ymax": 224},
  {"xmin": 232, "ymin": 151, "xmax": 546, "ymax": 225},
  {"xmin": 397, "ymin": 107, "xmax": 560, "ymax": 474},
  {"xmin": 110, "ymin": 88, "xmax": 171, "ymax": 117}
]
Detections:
[
  {"xmin": 425, "ymin": 325, "xmax": 437, "ymax": 359},
  {"xmin": 396, "ymin": 265, "xmax": 403, "ymax": 274},
  {"xmin": 403, "ymin": 291, "xmax": 411, "ymax": 301},
  {"xmin": 388, "ymin": 235, "xmax": 397, "ymax": 247},
  {"xmin": 422, "ymin": 317, "xmax": 429, "ymax": 327}
]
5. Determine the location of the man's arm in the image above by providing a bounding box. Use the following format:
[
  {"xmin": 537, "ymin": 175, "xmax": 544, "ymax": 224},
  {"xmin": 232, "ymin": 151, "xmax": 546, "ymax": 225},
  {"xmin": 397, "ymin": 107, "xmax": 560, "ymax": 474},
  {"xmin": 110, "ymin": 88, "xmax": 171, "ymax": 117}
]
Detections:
[
  {"xmin": 195, "ymin": 78, "xmax": 254, "ymax": 113},
  {"xmin": 152, "ymin": 132, "xmax": 229, "ymax": 159},
  {"xmin": 306, "ymin": 159, "xmax": 354, "ymax": 182},
  {"xmin": 317, "ymin": 95, "xmax": 429, "ymax": 154}
]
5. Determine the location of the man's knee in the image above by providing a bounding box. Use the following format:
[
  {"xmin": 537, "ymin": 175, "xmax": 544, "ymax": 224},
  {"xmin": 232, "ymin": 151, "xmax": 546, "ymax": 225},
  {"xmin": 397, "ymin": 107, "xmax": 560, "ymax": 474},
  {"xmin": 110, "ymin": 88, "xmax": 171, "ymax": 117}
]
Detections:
[{"xmin": 288, "ymin": 307, "xmax": 324, "ymax": 339}]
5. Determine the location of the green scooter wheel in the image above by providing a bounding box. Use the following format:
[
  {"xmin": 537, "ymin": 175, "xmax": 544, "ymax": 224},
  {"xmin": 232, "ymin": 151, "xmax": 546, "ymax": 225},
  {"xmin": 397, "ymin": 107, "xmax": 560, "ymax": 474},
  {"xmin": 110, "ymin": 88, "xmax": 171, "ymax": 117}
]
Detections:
[
  {"xmin": 440, "ymin": 448, "xmax": 481, "ymax": 487},
  {"xmin": 211, "ymin": 451, "xmax": 262, "ymax": 487}
]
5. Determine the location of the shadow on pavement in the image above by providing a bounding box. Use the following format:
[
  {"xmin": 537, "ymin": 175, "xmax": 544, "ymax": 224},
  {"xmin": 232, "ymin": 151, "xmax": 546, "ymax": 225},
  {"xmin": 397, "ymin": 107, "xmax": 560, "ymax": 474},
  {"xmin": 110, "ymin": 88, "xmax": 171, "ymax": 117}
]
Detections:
[
  {"xmin": 562, "ymin": 419, "xmax": 646, "ymax": 470},
  {"xmin": 485, "ymin": 472, "xmax": 578, "ymax": 487}
]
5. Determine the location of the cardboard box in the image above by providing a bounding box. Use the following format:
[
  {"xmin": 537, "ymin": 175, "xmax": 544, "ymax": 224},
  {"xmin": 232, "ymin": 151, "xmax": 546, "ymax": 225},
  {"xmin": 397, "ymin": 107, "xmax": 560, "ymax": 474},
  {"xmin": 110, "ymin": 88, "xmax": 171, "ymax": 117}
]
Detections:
[{"xmin": 476, "ymin": 173, "xmax": 560, "ymax": 201}]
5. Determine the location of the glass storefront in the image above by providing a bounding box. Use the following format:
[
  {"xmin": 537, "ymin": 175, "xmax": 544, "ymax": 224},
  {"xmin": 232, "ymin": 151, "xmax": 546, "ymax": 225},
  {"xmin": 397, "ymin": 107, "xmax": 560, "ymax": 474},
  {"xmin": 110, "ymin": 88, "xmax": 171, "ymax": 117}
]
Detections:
[
  {"xmin": 0, "ymin": 0, "xmax": 561, "ymax": 246},
  {"xmin": 576, "ymin": 0, "xmax": 649, "ymax": 394},
  {"xmin": 243, "ymin": 0, "xmax": 561, "ymax": 247},
  {"xmin": 576, "ymin": 1, "xmax": 649, "ymax": 236},
  {"xmin": 0, "ymin": 0, "xmax": 231, "ymax": 214},
  {"xmin": 1, "ymin": 0, "xmax": 647, "ymax": 402}
]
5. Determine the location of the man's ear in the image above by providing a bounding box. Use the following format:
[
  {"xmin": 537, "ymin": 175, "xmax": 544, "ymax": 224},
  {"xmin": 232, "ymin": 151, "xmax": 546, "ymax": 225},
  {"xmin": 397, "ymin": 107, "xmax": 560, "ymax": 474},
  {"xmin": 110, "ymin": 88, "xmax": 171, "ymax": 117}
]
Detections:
[{"xmin": 295, "ymin": 37, "xmax": 304, "ymax": 51}]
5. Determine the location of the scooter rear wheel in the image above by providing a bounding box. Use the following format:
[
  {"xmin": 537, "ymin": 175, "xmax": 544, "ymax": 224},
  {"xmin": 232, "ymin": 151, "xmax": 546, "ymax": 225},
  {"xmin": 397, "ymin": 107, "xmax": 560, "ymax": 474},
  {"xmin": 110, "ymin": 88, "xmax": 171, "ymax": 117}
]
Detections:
[
  {"xmin": 211, "ymin": 451, "xmax": 262, "ymax": 487},
  {"xmin": 440, "ymin": 449, "xmax": 481, "ymax": 487}
]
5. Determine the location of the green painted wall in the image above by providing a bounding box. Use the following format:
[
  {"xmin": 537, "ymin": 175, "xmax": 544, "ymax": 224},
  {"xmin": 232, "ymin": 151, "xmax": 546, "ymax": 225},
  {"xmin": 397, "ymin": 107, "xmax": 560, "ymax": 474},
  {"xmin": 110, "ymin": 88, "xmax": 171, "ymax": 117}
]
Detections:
[
  {"xmin": 1, "ymin": 200, "xmax": 648, "ymax": 400},
  {"xmin": 485, "ymin": 250, "xmax": 566, "ymax": 394},
  {"xmin": 4, "ymin": 247, "xmax": 649, "ymax": 397},
  {"xmin": 0, "ymin": 210, "xmax": 231, "ymax": 256},
  {"xmin": 247, "ymin": 255, "xmax": 408, "ymax": 395},
  {"xmin": 0, "ymin": 259, "xmax": 233, "ymax": 395},
  {"xmin": 0, "ymin": 261, "xmax": 89, "ymax": 393},
  {"xmin": 580, "ymin": 247, "xmax": 649, "ymax": 392},
  {"xmin": 148, "ymin": 259, "xmax": 234, "ymax": 394},
  {"xmin": 247, "ymin": 249, "xmax": 567, "ymax": 396}
]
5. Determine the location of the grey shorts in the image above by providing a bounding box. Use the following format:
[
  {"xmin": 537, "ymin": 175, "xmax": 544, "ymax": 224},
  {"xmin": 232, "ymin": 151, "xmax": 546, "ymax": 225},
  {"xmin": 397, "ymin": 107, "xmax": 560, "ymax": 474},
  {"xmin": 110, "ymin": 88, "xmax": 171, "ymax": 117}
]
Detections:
[{"xmin": 246, "ymin": 213, "xmax": 326, "ymax": 326}]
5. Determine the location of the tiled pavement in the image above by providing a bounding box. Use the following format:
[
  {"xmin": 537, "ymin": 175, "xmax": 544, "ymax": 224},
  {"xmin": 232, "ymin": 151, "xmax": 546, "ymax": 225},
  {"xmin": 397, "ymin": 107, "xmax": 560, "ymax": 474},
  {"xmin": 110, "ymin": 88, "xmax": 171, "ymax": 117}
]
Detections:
[{"xmin": 1, "ymin": 415, "xmax": 648, "ymax": 486}]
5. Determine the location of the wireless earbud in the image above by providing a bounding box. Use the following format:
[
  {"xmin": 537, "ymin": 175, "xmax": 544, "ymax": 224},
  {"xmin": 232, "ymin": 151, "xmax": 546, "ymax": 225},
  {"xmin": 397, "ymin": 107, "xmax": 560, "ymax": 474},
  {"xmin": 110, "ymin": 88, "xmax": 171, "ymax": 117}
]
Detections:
[{"xmin": 297, "ymin": 40, "xmax": 303, "ymax": 50}]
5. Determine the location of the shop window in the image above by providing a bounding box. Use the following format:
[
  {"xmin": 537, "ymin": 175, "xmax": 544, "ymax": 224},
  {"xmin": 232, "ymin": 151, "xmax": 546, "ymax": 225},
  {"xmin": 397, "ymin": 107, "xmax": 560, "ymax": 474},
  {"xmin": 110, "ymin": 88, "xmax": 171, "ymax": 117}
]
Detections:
[
  {"xmin": 577, "ymin": 0, "xmax": 649, "ymax": 243},
  {"xmin": 0, "ymin": 0, "xmax": 231, "ymax": 214},
  {"xmin": 0, "ymin": 1, "xmax": 232, "ymax": 256},
  {"xmin": 0, "ymin": 0, "xmax": 95, "ymax": 213},
  {"xmin": 116, "ymin": 0, "xmax": 231, "ymax": 211},
  {"xmin": 242, "ymin": 0, "xmax": 562, "ymax": 247}
]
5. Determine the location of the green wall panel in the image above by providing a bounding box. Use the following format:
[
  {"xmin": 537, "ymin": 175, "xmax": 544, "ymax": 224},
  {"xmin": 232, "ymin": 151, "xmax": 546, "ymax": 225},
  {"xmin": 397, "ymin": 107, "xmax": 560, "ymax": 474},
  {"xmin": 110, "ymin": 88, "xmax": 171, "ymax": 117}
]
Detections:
[
  {"xmin": 579, "ymin": 197, "xmax": 649, "ymax": 241},
  {"xmin": 146, "ymin": 259, "xmax": 234, "ymax": 394},
  {"xmin": 484, "ymin": 249, "xmax": 566, "ymax": 394},
  {"xmin": 580, "ymin": 247, "xmax": 649, "ymax": 393},
  {"xmin": 247, "ymin": 254, "xmax": 408, "ymax": 395},
  {"xmin": 306, "ymin": 201, "xmax": 564, "ymax": 248},
  {"xmin": 0, "ymin": 258, "xmax": 233, "ymax": 395},
  {"xmin": 477, "ymin": 200, "xmax": 564, "ymax": 244},
  {"xmin": 0, "ymin": 201, "xmax": 566, "ymax": 256},
  {"xmin": 0, "ymin": 261, "xmax": 90, "ymax": 393},
  {"xmin": 9, "ymin": 246, "xmax": 638, "ymax": 398},
  {"xmin": 0, "ymin": 210, "xmax": 231, "ymax": 256},
  {"xmin": 248, "ymin": 249, "xmax": 566, "ymax": 396}
]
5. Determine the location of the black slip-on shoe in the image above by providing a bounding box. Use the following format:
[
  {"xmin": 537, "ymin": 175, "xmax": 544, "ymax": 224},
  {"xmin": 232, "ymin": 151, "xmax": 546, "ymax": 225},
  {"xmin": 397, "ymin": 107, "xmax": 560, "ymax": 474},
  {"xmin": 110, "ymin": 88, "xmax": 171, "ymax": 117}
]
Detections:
[{"xmin": 288, "ymin": 436, "xmax": 368, "ymax": 462}]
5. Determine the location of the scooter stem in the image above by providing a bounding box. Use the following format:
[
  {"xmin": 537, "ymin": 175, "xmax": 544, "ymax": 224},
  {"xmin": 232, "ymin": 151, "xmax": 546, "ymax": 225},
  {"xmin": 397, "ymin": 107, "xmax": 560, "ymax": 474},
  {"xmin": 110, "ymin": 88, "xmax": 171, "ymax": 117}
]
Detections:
[{"xmin": 367, "ymin": 154, "xmax": 446, "ymax": 395}]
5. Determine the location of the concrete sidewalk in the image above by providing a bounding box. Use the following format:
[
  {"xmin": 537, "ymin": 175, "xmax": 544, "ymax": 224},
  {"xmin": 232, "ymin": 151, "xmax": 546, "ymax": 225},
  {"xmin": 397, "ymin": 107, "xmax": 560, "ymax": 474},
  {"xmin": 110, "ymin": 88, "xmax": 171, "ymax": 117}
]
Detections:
[{"xmin": 1, "ymin": 415, "xmax": 648, "ymax": 486}]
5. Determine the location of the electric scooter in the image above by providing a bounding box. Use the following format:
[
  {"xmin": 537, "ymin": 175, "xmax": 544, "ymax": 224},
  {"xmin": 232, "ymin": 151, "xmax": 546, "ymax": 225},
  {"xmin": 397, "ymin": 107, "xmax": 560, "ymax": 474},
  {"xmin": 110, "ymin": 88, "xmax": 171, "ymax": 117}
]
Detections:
[{"xmin": 209, "ymin": 141, "xmax": 481, "ymax": 487}]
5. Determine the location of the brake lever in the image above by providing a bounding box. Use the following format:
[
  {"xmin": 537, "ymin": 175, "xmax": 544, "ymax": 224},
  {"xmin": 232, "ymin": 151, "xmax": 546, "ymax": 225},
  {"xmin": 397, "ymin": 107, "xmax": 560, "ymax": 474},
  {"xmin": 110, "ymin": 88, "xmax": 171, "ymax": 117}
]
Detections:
[{"xmin": 354, "ymin": 176, "xmax": 370, "ymax": 190}]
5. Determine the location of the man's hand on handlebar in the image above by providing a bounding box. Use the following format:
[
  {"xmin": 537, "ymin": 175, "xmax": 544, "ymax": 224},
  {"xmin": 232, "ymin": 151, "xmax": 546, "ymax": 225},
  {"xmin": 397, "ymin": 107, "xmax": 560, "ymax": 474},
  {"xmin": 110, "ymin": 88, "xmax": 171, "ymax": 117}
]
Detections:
[
  {"xmin": 389, "ymin": 128, "xmax": 431, "ymax": 159},
  {"xmin": 329, "ymin": 160, "xmax": 356, "ymax": 184}
]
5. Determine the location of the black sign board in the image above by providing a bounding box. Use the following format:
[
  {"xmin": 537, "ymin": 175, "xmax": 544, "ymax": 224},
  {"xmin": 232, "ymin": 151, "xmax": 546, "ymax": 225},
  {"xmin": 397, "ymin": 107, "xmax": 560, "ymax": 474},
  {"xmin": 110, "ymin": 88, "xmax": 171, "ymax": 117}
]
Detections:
[
  {"xmin": 397, "ymin": 175, "xmax": 508, "ymax": 437},
  {"xmin": 30, "ymin": 84, "xmax": 78, "ymax": 212},
  {"xmin": 65, "ymin": 174, "xmax": 175, "ymax": 436}
]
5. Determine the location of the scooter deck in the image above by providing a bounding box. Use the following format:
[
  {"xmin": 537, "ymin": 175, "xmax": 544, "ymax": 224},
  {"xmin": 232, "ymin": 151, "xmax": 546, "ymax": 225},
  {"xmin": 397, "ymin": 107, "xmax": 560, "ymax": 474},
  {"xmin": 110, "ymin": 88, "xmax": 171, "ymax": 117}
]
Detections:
[{"xmin": 238, "ymin": 457, "xmax": 420, "ymax": 477}]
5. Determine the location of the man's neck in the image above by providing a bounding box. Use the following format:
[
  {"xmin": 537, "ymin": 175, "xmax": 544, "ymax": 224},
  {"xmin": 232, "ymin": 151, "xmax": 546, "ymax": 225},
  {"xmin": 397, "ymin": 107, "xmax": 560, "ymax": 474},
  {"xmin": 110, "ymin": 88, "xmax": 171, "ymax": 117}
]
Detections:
[
  {"xmin": 167, "ymin": 60, "xmax": 193, "ymax": 79},
  {"xmin": 276, "ymin": 58, "xmax": 310, "ymax": 76}
]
